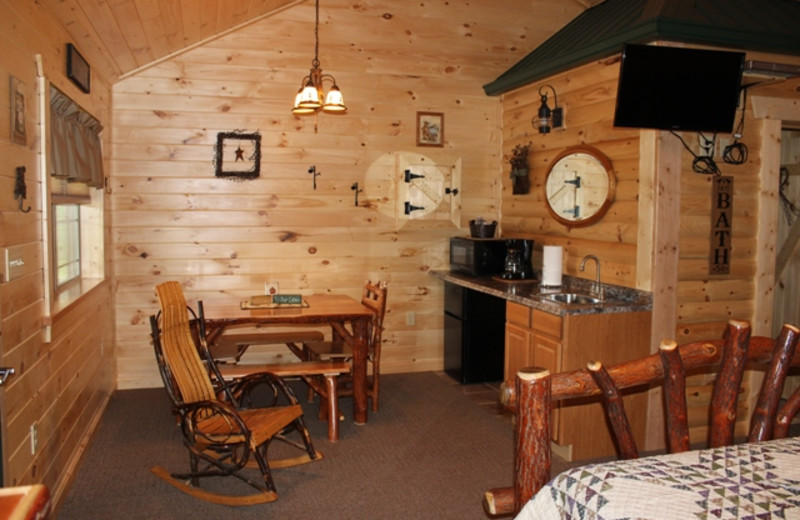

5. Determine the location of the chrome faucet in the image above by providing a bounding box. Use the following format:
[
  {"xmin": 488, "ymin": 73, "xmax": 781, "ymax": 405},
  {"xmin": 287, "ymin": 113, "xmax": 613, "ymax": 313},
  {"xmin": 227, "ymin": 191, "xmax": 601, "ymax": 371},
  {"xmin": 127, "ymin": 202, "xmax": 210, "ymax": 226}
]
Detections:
[{"xmin": 580, "ymin": 254, "xmax": 602, "ymax": 298}]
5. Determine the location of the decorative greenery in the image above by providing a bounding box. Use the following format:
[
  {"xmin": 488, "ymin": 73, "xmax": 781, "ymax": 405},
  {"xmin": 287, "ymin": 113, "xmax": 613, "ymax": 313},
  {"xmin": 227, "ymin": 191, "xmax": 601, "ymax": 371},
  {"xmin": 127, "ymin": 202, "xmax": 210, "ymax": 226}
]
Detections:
[{"xmin": 508, "ymin": 142, "xmax": 531, "ymax": 175}]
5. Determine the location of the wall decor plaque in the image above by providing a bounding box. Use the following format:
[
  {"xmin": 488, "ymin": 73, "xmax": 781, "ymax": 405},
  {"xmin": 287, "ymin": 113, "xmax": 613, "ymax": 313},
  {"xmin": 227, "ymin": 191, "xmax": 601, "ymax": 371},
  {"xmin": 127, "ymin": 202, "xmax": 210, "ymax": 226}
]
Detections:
[
  {"xmin": 67, "ymin": 43, "xmax": 90, "ymax": 93},
  {"xmin": 214, "ymin": 131, "xmax": 261, "ymax": 179},
  {"xmin": 416, "ymin": 112, "xmax": 444, "ymax": 147},
  {"xmin": 9, "ymin": 75, "xmax": 26, "ymax": 146},
  {"xmin": 709, "ymin": 175, "xmax": 733, "ymax": 275}
]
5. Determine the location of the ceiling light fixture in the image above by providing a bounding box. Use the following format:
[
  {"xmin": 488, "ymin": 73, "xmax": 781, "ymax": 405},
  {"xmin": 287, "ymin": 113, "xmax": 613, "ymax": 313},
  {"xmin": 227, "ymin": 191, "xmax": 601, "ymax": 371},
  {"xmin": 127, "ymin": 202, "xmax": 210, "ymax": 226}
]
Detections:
[
  {"xmin": 533, "ymin": 84, "xmax": 563, "ymax": 134},
  {"xmin": 292, "ymin": 0, "xmax": 346, "ymax": 125}
]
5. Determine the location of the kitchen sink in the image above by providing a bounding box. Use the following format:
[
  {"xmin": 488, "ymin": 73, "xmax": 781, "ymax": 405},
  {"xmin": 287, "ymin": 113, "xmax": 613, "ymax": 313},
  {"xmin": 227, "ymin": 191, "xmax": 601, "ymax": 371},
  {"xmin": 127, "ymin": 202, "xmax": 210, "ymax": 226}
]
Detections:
[{"xmin": 541, "ymin": 293, "xmax": 603, "ymax": 305}]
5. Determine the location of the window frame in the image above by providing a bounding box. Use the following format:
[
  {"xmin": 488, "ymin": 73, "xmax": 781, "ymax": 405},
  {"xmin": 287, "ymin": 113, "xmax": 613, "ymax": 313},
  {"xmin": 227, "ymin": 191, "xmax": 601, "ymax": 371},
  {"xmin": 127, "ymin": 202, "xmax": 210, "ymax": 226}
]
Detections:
[{"xmin": 52, "ymin": 202, "xmax": 82, "ymax": 292}]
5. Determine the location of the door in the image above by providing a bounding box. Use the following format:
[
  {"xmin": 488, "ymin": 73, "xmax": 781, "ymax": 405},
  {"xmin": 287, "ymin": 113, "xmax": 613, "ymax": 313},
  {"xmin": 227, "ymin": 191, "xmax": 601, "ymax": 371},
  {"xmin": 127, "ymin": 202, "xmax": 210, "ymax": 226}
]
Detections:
[{"xmin": 772, "ymin": 127, "xmax": 800, "ymax": 398}]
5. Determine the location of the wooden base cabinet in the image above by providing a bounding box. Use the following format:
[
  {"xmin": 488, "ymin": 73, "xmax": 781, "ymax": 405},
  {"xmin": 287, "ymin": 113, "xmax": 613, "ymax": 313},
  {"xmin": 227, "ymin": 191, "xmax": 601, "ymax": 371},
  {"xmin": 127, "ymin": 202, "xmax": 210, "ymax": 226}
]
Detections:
[{"xmin": 505, "ymin": 301, "xmax": 652, "ymax": 461}]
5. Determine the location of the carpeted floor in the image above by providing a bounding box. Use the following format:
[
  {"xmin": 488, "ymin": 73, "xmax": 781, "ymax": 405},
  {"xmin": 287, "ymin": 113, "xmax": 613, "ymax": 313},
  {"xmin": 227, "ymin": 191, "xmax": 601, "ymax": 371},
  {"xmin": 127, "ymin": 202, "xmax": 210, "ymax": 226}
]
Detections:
[{"xmin": 56, "ymin": 372, "xmax": 520, "ymax": 520}]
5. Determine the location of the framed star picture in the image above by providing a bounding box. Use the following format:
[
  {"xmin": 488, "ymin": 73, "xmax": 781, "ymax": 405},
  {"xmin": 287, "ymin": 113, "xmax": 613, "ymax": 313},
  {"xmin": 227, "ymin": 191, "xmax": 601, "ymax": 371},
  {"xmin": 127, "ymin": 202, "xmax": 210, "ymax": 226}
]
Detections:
[{"xmin": 214, "ymin": 131, "xmax": 261, "ymax": 179}]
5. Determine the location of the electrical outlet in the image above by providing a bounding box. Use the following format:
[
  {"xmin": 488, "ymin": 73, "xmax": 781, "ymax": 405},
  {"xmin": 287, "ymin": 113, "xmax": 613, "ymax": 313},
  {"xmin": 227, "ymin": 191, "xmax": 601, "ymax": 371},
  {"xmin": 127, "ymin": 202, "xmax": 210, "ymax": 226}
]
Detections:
[
  {"xmin": 716, "ymin": 137, "xmax": 733, "ymax": 157},
  {"xmin": 406, "ymin": 311, "xmax": 415, "ymax": 326},
  {"xmin": 30, "ymin": 423, "xmax": 38, "ymax": 455}
]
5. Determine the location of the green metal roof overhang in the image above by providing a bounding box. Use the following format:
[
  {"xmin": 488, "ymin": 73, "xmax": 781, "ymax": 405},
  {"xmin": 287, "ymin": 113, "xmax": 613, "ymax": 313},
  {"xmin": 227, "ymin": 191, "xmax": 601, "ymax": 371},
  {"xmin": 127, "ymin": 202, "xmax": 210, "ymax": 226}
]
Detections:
[{"xmin": 484, "ymin": 0, "xmax": 800, "ymax": 96}]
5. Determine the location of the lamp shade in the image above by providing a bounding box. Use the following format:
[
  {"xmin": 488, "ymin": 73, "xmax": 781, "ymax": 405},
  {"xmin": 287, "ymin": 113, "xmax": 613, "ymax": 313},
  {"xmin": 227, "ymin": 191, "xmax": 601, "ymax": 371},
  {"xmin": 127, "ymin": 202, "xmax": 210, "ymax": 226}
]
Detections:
[
  {"xmin": 297, "ymin": 81, "xmax": 323, "ymax": 109},
  {"xmin": 323, "ymin": 85, "xmax": 346, "ymax": 112},
  {"xmin": 537, "ymin": 95, "xmax": 552, "ymax": 134}
]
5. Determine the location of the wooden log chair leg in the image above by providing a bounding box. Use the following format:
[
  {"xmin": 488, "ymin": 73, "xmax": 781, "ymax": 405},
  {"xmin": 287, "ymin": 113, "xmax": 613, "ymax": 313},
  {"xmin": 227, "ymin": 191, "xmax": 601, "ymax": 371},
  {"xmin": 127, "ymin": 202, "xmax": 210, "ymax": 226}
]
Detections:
[
  {"xmin": 748, "ymin": 323, "xmax": 800, "ymax": 442},
  {"xmin": 709, "ymin": 320, "xmax": 751, "ymax": 448},
  {"xmin": 659, "ymin": 339, "xmax": 691, "ymax": 453},
  {"xmin": 588, "ymin": 361, "xmax": 638, "ymax": 460}
]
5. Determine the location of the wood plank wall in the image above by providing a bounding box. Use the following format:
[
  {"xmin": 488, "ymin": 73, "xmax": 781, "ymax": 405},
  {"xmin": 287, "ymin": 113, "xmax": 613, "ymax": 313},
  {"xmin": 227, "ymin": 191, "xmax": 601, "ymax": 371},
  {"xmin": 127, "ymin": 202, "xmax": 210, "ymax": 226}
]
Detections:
[
  {"xmin": 111, "ymin": 1, "xmax": 584, "ymax": 388},
  {"xmin": 0, "ymin": 0, "xmax": 115, "ymax": 505},
  {"xmin": 500, "ymin": 47, "xmax": 800, "ymax": 448},
  {"xmin": 500, "ymin": 55, "xmax": 640, "ymax": 287}
]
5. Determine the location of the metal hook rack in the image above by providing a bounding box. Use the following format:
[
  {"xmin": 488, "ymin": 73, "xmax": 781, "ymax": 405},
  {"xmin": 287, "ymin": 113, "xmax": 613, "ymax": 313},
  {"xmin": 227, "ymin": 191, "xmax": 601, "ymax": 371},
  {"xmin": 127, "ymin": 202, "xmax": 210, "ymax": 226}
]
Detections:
[
  {"xmin": 14, "ymin": 166, "xmax": 31, "ymax": 213},
  {"xmin": 308, "ymin": 165, "xmax": 320, "ymax": 190},
  {"xmin": 351, "ymin": 182, "xmax": 363, "ymax": 206}
]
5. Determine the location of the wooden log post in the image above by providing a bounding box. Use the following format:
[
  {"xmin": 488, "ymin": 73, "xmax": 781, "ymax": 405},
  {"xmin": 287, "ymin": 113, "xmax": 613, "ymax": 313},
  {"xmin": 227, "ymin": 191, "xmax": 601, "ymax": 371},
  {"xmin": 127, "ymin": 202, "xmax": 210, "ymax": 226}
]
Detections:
[
  {"xmin": 483, "ymin": 367, "xmax": 552, "ymax": 518},
  {"xmin": 749, "ymin": 323, "xmax": 800, "ymax": 442},
  {"xmin": 514, "ymin": 367, "xmax": 552, "ymax": 513},
  {"xmin": 659, "ymin": 339, "xmax": 691, "ymax": 453},
  {"xmin": 587, "ymin": 361, "xmax": 638, "ymax": 459},
  {"xmin": 709, "ymin": 320, "xmax": 751, "ymax": 448},
  {"xmin": 775, "ymin": 385, "xmax": 800, "ymax": 439}
]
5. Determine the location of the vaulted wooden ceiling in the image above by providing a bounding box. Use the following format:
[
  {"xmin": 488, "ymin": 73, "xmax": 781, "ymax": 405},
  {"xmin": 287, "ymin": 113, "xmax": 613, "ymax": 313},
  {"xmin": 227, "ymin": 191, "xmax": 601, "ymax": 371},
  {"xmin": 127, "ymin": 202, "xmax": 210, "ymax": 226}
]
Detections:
[
  {"xmin": 39, "ymin": 0, "xmax": 302, "ymax": 82},
  {"xmin": 38, "ymin": 0, "xmax": 605, "ymax": 85}
]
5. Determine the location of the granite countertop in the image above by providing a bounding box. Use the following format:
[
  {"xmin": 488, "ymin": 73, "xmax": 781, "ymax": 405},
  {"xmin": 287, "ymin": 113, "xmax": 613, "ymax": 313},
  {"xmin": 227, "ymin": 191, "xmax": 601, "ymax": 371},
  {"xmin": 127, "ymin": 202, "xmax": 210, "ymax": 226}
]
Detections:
[{"xmin": 430, "ymin": 270, "xmax": 653, "ymax": 316}]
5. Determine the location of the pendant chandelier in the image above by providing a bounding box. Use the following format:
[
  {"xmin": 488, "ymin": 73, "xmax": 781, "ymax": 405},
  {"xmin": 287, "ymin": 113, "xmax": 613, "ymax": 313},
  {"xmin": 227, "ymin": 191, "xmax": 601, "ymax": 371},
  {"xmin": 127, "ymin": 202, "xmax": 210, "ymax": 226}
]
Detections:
[{"xmin": 292, "ymin": 0, "xmax": 346, "ymax": 116}]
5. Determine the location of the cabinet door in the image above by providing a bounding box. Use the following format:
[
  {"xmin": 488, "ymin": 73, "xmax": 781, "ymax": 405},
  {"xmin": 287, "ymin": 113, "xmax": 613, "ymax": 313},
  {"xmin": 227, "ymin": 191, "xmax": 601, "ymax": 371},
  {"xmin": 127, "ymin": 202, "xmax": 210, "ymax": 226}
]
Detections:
[
  {"xmin": 505, "ymin": 322, "xmax": 532, "ymax": 381},
  {"xmin": 532, "ymin": 333, "xmax": 560, "ymax": 374}
]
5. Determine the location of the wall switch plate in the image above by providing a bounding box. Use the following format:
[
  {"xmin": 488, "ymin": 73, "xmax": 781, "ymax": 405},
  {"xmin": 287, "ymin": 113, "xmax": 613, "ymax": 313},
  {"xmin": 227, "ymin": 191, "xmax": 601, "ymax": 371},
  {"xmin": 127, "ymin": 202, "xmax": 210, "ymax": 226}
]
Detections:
[
  {"xmin": 3, "ymin": 246, "xmax": 26, "ymax": 282},
  {"xmin": 30, "ymin": 423, "xmax": 38, "ymax": 455}
]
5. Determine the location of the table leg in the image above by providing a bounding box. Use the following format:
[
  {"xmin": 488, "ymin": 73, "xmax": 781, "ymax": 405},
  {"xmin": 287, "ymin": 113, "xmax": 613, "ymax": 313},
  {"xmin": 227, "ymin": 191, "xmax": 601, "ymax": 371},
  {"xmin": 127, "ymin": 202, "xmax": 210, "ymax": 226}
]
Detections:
[{"xmin": 351, "ymin": 317, "xmax": 369, "ymax": 424}]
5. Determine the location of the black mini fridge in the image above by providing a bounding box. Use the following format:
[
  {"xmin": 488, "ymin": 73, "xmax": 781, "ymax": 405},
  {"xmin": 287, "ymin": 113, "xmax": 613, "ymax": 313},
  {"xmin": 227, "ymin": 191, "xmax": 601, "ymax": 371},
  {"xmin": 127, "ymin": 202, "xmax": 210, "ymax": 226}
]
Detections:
[{"xmin": 444, "ymin": 282, "xmax": 506, "ymax": 384}]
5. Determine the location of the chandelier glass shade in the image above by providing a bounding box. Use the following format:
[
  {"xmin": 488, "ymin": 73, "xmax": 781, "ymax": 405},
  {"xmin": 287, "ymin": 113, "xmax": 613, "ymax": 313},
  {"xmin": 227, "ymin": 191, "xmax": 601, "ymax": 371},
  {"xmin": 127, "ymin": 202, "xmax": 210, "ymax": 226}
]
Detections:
[{"xmin": 292, "ymin": 0, "xmax": 346, "ymax": 115}]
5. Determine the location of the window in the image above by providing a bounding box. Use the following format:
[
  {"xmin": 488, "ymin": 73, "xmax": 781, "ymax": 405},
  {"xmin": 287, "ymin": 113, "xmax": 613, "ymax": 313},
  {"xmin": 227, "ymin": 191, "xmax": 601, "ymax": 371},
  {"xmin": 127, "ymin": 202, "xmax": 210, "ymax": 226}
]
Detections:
[
  {"xmin": 45, "ymin": 84, "xmax": 105, "ymax": 308},
  {"xmin": 54, "ymin": 204, "xmax": 81, "ymax": 288}
]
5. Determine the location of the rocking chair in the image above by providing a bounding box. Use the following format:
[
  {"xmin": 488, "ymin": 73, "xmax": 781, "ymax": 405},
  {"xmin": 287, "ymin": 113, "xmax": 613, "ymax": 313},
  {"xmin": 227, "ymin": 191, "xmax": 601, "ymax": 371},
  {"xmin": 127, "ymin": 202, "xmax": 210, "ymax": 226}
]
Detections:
[{"xmin": 149, "ymin": 281, "xmax": 322, "ymax": 506}]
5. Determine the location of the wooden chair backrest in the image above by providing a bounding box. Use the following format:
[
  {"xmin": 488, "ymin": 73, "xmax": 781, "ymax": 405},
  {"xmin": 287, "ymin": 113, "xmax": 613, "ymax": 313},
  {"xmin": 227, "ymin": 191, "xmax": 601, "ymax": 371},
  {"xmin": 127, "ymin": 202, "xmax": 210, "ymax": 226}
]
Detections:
[
  {"xmin": 499, "ymin": 319, "xmax": 800, "ymax": 515},
  {"xmin": 155, "ymin": 281, "xmax": 217, "ymax": 405},
  {"xmin": 361, "ymin": 280, "xmax": 388, "ymax": 360}
]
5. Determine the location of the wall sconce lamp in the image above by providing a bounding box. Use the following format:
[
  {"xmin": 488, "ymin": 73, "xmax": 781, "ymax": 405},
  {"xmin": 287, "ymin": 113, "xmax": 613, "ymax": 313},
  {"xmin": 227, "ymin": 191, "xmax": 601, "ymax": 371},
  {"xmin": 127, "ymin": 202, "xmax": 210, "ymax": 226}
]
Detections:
[{"xmin": 533, "ymin": 85, "xmax": 564, "ymax": 134}]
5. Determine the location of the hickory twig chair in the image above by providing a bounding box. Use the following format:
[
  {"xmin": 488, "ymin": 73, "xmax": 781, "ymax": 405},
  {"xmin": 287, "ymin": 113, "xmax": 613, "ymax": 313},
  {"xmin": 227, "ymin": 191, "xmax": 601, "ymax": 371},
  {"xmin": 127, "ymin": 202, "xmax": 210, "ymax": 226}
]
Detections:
[
  {"xmin": 302, "ymin": 280, "xmax": 388, "ymax": 414},
  {"xmin": 150, "ymin": 281, "xmax": 322, "ymax": 506},
  {"xmin": 485, "ymin": 319, "xmax": 800, "ymax": 517}
]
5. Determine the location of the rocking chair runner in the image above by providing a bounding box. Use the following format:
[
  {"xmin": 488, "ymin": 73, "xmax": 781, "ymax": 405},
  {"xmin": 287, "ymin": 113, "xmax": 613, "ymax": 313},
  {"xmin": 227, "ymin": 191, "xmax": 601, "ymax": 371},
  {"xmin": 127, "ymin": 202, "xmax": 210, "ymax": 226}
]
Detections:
[
  {"xmin": 485, "ymin": 319, "xmax": 800, "ymax": 517},
  {"xmin": 150, "ymin": 281, "xmax": 322, "ymax": 506}
]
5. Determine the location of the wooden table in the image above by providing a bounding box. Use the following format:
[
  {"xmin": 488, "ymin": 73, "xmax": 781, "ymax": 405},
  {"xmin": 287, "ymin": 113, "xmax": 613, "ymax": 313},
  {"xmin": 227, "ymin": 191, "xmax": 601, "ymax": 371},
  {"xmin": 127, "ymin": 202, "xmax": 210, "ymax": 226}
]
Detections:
[
  {"xmin": 516, "ymin": 436, "xmax": 800, "ymax": 519},
  {"xmin": 202, "ymin": 295, "xmax": 374, "ymax": 424}
]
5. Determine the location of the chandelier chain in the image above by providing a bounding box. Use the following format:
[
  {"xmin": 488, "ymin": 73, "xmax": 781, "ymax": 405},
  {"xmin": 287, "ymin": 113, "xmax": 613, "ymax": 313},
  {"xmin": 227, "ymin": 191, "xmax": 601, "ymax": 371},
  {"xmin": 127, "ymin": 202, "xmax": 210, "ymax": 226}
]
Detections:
[{"xmin": 312, "ymin": 0, "xmax": 320, "ymax": 69}]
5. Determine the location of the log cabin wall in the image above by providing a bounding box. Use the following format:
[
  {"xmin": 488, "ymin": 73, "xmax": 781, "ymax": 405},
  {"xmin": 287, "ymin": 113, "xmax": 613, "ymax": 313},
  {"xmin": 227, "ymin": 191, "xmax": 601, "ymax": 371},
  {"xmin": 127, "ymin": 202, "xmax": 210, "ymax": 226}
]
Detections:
[
  {"xmin": 500, "ymin": 56, "xmax": 640, "ymax": 286},
  {"xmin": 0, "ymin": 0, "xmax": 115, "ymax": 502},
  {"xmin": 110, "ymin": 1, "xmax": 584, "ymax": 389},
  {"xmin": 500, "ymin": 47, "xmax": 800, "ymax": 448}
]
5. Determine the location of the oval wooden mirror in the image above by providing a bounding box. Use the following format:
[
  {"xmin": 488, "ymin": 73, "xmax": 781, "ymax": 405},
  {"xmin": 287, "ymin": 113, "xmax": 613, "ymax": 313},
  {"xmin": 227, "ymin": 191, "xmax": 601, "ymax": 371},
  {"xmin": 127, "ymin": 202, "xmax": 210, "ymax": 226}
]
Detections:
[{"xmin": 544, "ymin": 145, "xmax": 616, "ymax": 228}]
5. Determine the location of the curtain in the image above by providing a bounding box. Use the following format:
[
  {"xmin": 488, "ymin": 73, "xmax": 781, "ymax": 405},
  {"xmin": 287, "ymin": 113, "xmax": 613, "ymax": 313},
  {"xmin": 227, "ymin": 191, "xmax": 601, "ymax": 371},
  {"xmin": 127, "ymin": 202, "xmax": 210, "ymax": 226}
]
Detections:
[{"xmin": 49, "ymin": 86, "xmax": 104, "ymax": 189}]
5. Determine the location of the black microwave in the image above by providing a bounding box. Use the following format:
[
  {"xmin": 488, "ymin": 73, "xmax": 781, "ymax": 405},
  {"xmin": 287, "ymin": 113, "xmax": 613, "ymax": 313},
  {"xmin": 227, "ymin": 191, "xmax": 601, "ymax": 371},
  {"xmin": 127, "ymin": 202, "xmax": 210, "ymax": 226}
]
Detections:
[{"xmin": 449, "ymin": 237, "xmax": 507, "ymax": 276}]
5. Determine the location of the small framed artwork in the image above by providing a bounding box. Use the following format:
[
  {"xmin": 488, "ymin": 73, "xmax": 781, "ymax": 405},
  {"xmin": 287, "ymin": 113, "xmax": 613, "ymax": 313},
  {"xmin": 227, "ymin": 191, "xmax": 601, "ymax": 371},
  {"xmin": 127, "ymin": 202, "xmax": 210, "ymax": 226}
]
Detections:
[
  {"xmin": 214, "ymin": 131, "xmax": 262, "ymax": 180},
  {"xmin": 67, "ymin": 43, "xmax": 91, "ymax": 93},
  {"xmin": 416, "ymin": 111, "xmax": 444, "ymax": 147},
  {"xmin": 9, "ymin": 75, "xmax": 26, "ymax": 146}
]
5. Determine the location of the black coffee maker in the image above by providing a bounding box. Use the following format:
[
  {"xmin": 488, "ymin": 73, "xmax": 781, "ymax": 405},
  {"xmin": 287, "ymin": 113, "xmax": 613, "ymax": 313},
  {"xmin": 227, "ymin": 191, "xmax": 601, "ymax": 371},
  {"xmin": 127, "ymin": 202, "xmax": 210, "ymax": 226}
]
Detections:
[{"xmin": 501, "ymin": 239, "xmax": 535, "ymax": 280}]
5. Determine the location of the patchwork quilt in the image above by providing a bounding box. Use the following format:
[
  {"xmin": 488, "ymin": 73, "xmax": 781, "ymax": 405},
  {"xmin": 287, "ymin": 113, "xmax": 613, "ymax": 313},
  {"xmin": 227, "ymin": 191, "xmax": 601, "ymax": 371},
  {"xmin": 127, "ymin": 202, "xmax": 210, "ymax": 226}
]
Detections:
[{"xmin": 517, "ymin": 436, "xmax": 800, "ymax": 520}]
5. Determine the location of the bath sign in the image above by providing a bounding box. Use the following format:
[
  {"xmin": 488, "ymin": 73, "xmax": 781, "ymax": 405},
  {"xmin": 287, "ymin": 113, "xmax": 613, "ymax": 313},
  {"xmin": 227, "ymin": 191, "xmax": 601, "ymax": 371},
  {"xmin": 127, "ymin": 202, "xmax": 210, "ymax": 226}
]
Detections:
[{"xmin": 709, "ymin": 176, "xmax": 733, "ymax": 275}]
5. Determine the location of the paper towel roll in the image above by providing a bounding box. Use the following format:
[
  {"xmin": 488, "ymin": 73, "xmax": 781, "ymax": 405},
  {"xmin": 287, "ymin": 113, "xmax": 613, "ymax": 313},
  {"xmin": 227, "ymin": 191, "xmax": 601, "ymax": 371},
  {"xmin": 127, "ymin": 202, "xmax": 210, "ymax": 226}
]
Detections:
[{"xmin": 542, "ymin": 245, "xmax": 563, "ymax": 287}]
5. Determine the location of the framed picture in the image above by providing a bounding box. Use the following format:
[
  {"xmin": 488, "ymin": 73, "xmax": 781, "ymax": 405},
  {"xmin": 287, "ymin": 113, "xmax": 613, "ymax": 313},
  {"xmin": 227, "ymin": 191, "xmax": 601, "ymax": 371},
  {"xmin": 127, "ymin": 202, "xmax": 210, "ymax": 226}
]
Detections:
[
  {"xmin": 67, "ymin": 43, "xmax": 90, "ymax": 93},
  {"xmin": 9, "ymin": 75, "xmax": 26, "ymax": 146},
  {"xmin": 214, "ymin": 131, "xmax": 261, "ymax": 179},
  {"xmin": 416, "ymin": 111, "xmax": 444, "ymax": 147}
]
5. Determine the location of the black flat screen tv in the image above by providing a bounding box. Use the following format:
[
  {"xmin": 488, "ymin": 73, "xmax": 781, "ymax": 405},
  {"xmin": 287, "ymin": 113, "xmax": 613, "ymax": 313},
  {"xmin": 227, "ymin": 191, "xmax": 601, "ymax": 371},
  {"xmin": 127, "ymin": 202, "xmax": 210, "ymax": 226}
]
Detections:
[{"xmin": 613, "ymin": 44, "xmax": 745, "ymax": 133}]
